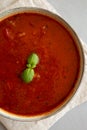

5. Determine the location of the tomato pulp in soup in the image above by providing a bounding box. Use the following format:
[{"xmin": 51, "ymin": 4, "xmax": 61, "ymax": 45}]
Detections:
[{"xmin": 0, "ymin": 13, "xmax": 80, "ymax": 116}]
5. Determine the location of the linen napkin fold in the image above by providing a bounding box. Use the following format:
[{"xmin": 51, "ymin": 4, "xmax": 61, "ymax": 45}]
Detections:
[{"xmin": 0, "ymin": 0, "xmax": 87, "ymax": 130}]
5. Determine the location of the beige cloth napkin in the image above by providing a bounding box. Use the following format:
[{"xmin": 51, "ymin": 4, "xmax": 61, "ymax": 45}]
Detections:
[{"xmin": 0, "ymin": 0, "xmax": 87, "ymax": 130}]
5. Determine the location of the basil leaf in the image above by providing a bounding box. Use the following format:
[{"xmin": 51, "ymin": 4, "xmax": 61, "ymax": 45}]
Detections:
[
  {"xmin": 27, "ymin": 53, "xmax": 39, "ymax": 68},
  {"xmin": 21, "ymin": 68, "xmax": 34, "ymax": 83}
]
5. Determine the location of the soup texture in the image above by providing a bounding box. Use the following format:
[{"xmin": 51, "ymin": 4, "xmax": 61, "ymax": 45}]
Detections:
[{"xmin": 0, "ymin": 13, "xmax": 80, "ymax": 115}]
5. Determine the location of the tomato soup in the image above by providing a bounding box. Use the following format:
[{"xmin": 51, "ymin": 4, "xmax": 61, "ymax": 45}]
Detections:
[{"xmin": 0, "ymin": 12, "xmax": 80, "ymax": 116}]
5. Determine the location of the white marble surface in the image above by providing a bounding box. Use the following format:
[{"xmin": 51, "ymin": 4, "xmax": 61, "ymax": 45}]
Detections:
[
  {"xmin": 49, "ymin": 102, "xmax": 87, "ymax": 130},
  {"xmin": 48, "ymin": 0, "xmax": 87, "ymax": 130},
  {"xmin": 48, "ymin": 0, "xmax": 87, "ymax": 44}
]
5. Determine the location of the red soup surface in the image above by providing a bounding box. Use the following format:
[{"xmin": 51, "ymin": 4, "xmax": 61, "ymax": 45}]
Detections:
[{"xmin": 0, "ymin": 12, "xmax": 80, "ymax": 116}]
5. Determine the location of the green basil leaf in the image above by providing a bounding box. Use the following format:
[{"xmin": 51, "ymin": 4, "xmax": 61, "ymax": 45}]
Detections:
[
  {"xmin": 27, "ymin": 53, "xmax": 39, "ymax": 68},
  {"xmin": 21, "ymin": 68, "xmax": 34, "ymax": 83}
]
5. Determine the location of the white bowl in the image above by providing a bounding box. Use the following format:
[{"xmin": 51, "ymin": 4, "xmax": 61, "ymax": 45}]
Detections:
[{"xmin": 0, "ymin": 7, "xmax": 84, "ymax": 121}]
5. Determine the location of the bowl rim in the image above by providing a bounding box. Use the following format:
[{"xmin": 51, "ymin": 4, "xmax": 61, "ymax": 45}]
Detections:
[{"xmin": 0, "ymin": 7, "xmax": 85, "ymax": 121}]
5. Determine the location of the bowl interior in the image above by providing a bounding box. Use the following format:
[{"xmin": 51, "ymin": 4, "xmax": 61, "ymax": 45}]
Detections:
[{"xmin": 0, "ymin": 7, "xmax": 84, "ymax": 121}]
